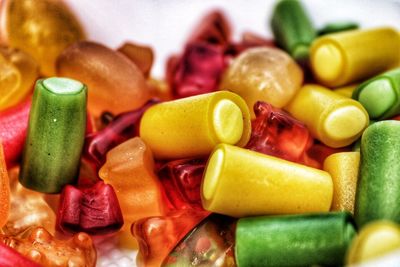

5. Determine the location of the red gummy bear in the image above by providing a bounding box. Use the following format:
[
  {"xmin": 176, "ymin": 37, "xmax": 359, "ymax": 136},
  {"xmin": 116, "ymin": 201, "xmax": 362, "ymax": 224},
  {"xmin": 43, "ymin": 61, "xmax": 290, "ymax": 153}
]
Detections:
[{"xmin": 57, "ymin": 181, "xmax": 123, "ymax": 235}]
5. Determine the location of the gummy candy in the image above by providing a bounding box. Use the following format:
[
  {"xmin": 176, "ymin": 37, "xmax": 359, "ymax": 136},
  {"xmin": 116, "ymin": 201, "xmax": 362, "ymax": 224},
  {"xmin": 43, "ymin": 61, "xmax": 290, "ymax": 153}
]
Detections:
[
  {"xmin": 0, "ymin": 142, "xmax": 10, "ymax": 228},
  {"xmin": 0, "ymin": 242, "xmax": 41, "ymax": 267},
  {"xmin": 118, "ymin": 42, "xmax": 154, "ymax": 77}
]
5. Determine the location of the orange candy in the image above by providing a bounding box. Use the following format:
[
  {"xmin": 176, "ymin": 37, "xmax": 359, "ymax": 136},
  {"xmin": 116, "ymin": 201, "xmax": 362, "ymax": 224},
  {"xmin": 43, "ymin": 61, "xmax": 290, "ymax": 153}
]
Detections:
[{"xmin": 0, "ymin": 142, "xmax": 10, "ymax": 228}]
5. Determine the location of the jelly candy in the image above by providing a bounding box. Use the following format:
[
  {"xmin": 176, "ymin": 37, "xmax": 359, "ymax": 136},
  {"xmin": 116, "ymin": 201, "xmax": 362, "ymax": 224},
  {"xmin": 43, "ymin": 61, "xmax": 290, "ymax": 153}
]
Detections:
[
  {"xmin": 57, "ymin": 41, "xmax": 151, "ymax": 118},
  {"xmin": 2, "ymin": 0, "xmax": 85, "ymax": 76},
  {"xmin": 0, "ymin": 142, "xmax": 10, "ymax": 228},
  {"xmin": 163, "ymin": 214, "xmax": 236, "ymax": 267},
  {"xmin": 0, "ymin": 227, "xmax": 96, "ymax": 267},
  {"xmin": 118, "ymin": 42, "xmax": 154, "ymax": 77},
  {"xmin": 0, "ymin": 98, "xmax": 30, "ymax": 168},
  {"xmin": 57, "ymin": 181, "xmax": 123, "ymax": 235},
  {"xmin": 220, "ymin": 47, "xmax": 303, "ymax": 117},
  {"xmin": 84, "ymin": 99, "xmax": 158, "ymax": 169},
  {"xmin": 158, "ymin": 158, "xmax": 206, "ymax": 210},
  {"xmin": 0, "ymin": 242, "xmax": 41, "ymax": 267},
  {"xmin": 202, "ymin": 144, "xmax": 333, "ymax": 217},
  {"xmin": 99, "ymin": 137, "xmax": 165, "ymax": 231},
  {"xmin": 140, "ymin": 91, "xmax": 251, "ymax": 159},
  {"xmin": 246, "ymin": 101, "xmax": 314, "ymax": 166},
  {"xmin": 132, "ymin": 210, "xmax": 210, "ymax": 267}
]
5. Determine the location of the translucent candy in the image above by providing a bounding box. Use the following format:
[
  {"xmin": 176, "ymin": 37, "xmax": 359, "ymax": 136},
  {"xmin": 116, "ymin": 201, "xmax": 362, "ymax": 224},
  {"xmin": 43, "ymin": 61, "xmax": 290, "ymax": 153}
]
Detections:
[
  {"xmin": 2, "ymin": 168, "xmax": 55, "ymax": 236},
  {"xmin": 0, "ymin": 143, "xmax": 10, "ymax": 228},
  {"xmin": 56, "ymin": 41, "xmax": 151, "ymax": 118},
  {"xmin": 0, "ymin": 242, "xmax": 41, "ymax": 267},
  {"xmin": 220, "ymin": 47, "xmax": 303, "ymax": 117},
  {"xmin": 132, "ymin": 210, "xmax": 210, "ymax": 267},
  {"xmin": 163, "ymin": 214, "xmax": 236, "ymax": 267},
  {"xmin": 2, "ymin": 0, "xmax": 85, "ymax": 76},
  {"xmin": 0, "ymin": 47, "xmax": 38, "ymax": 110},
  {"xmin": 99, "ymin": 137, "xmax": 165, "ymax": 231},
  {"xmin": 57, "ymin": 181, "xmax": 123, "ymax": 235},
  {"xmin": 158, "ymin": 158, "xmax": 207, "ymax": 210},
  {"xmin": 0, "ymin": 227, "xmax": 96, "ymax": 267},
  {"xmin": 118, "ymin": 42, "xmax": 154, "ymax": 77},
  {"xmin": 246, "ymin": 101, "xmax": 314, "ymax": 166}
]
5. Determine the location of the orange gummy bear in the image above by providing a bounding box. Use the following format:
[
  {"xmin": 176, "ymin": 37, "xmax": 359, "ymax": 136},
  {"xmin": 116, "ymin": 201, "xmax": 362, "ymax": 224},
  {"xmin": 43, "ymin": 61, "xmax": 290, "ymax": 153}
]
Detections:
[{"xmin": 0, "ymin": 142, "xmax": 10, "ymax": 228}]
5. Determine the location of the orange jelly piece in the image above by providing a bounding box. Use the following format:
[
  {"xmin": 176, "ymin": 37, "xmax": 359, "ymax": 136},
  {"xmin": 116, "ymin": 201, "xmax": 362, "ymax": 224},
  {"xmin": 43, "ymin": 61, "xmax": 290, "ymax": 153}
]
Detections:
[
  {"xmin": 99, "ymin": 137, "xmax": 165, "ymax": 231},
  {"xmin": 0, "ymin": 143, "xmax": 10, "ymax": 228}
]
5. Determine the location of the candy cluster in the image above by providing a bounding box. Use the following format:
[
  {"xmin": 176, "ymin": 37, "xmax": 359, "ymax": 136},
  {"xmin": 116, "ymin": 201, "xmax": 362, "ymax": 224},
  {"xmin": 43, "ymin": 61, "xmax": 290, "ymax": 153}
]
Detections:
[{"xmin": 0, "ymin": 0, "xmax": 400, "ymax": 266}]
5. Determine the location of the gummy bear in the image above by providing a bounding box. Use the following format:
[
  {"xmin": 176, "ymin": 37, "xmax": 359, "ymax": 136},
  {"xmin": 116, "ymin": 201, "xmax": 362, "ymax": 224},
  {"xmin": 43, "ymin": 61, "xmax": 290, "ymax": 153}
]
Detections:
[
  {"xmin": 99, "ymin": 137, "xmax": 165, "ymax": 231},
  {"xmin": 246, "ymin": 101, "xmax": 314, "ymax": 166},
  {"xmin": 163, "ymin": 214, "xmax": 236, "ymax": 267},
  {"xmin": 132, "ymin": 210, "xmax": 210, "ymax": 267},
  {"xmin": 158, "ymin": 158, "xmax": 207, "ymax": 210},
  {"xmin": 57, "ymin": 181, "xmax": 123, "ymax": 235},
  {"xmin": 0, "ymin": 143, "xmax": 10, "ymax": 228},
  {"xmin": 118, "ymin": 42, "xmax": 154, "ymax": 77},
  {"xmin": 2, "ymin": 0, "xmax": 85, "ymax": 76},
  {"xmin": 0, "ymin": 242, "xmax": 41, "ymax": 267},
  {"xmin": 0, "ymin": 227, "xmax": 96, "ymax": 267},
  {"xmin": 57, "ymin": 41, "xmax": 151, "ymax": 118}
]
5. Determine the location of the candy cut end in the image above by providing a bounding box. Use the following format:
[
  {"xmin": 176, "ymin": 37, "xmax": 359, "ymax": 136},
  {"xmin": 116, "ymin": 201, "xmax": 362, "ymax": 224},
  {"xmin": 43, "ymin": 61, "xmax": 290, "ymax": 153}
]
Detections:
[
  {"xmin": 212, "ymin": 99, "xmax": 244, "ymax": 144},
  {"xmin": 43, "ymin": 77, "xmax": 84, "ymax": 94},
  {"xmin": 203, "ymin": 148, "xmax": 224, "ymax": 201},
  {"xmin": 312, "ymin": 43, "xmax": 343, "ymax": 82},
  {"xmin": 323, "ymin": 106, "xmax": 367, "ymax": 140},
  {"xmin": 292, "ymin": 44, "xmax": 310, "ymax": 61},
  {"xmin": 358, "ymin": 79, "xmax": 395, "ymax": 118}
]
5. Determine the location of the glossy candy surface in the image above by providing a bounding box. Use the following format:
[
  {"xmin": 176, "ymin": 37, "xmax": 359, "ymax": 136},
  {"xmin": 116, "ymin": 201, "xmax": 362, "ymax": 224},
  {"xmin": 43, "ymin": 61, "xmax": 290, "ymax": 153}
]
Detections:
[
  {"xmin": 0, "ymin": 143, "xmax": 10, "ymax": 228},
  {"xmin": 118, "ymin": 42, "xmax": 154, "ymax": 77},
  {"xmin": 0, "ymin": 227, "xmax": 96, "ymax": 267},
  {"xmin": 0, "ymin": 242, "xmax": 41, "ymax": 267}
]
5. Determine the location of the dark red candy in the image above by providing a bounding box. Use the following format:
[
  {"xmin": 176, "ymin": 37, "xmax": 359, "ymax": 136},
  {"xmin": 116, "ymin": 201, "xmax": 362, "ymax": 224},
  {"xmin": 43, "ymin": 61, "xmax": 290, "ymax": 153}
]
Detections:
[
  {"xmin": 0, "ymin": 98, "xmax": 31, "ymax": 168},
  {"xmin": 306, "ymin": 143, "xmax": 351, "ymax": 168},
  {"xmin": 158, "ymin": 158, "xmax": 206, "ymax": 211},
  {"xmin": 83, "ymin": 99, "xmax": 158, "ymax": 169},
  {"xmin": 0, "ymin": 242, "xmax": 41, "ymax": 267},
  {"xmin": 246, "ymin": 101, "xmax": 314, "ymax": 166},
  {"xmin": 57, "ymin": 181, "xmax": 123, "ymax": 235}
]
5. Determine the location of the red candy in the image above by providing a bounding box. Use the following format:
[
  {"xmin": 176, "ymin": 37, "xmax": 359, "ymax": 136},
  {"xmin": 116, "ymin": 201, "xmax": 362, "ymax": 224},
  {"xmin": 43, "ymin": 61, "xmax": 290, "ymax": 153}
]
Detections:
[
  {"xmin": 57, "ymin": 181, "xmax": 123, "ymax": 235},
  {"xmin": 0, "ymin": 243, "xmax": 41, "ymax": 267}
]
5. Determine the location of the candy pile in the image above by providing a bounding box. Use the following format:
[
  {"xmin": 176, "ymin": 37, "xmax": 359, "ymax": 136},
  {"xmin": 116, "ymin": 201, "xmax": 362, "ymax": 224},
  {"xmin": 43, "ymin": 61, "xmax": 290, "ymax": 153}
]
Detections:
[{"xmin": 0, "ymin": 0, "xmax": 400, "ymax": 266}]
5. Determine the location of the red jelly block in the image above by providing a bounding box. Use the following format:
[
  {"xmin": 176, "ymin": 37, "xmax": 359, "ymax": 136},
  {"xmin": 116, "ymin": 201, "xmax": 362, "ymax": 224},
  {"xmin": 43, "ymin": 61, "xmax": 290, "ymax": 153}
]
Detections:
[
  {"xmin": 57, "ymin": 181, "xmax": 123, "ymax": 235},
  {"xmin": 0, "ymin": 243, "xmax": 41, "ymax": 267},
  {"xmin": 246, "ymin": 101, "xmax": 314, "ymax": 165},
  {"xmin": 158, "ymin": 158, "xmax": 207, "ymax": 211}
]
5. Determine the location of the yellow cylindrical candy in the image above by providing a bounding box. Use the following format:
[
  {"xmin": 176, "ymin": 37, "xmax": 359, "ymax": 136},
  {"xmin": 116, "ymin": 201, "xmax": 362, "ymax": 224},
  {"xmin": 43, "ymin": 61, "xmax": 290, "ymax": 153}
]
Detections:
[
  {"xmin": 333, "ymin": 84, "xmax": 358, "ymax": 98},
  {"xmin": 323, "ymin": 152, "xmax": 360, "ymax": 213},
  {"xmin": 311, "ymin": 27, "xmax": 400, "ymax": 87},
  {"xmin": 140, "ymin": 91, "xmax": 251, "ymax": 159},
  {"xmin": 346, "ymin": 221, "xmax": 400, "ymax": 265},
  {"xmin": 285, "ymin": 84, "xmax": 369, "ymax": 148},
  {"xmin": 201, "ymin": 144, "xmax": 333, "ymax": 218}
]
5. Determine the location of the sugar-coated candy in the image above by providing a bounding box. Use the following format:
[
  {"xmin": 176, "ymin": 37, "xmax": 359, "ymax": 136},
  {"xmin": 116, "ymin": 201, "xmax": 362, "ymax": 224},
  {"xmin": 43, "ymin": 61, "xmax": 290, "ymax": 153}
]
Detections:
[
  {"xmin": 140, "ymin": 91, "xmax": 251, "ymax": 159},
  {"xmin": 132, "ymin": 210, "xmax": 210, "ymax": 267},
  {"xmin": 170, "ymin": 42, "xmax": 226, "ymax": 98},
  {"xmin": 201, "ymin": 144, "xmax": 333, "ymax": 217},
  {"xmin": 19, "ymin": 77, "xmax": 87, "ymax": 193},
  {"xmin": 57, "ymin": 181, "xmax": 123, "ymax": 235},
  {"xmin": 246, "ymin": 101, "xmax": 314, "ymax": 166},
  {"xmin": 56, "ymin": 41, "xmax": 150, "ymax": 118},
  {"xmin": 0, "ymin": 143, "xmax": 10, "ymax": 228},
  {"xmin": 346, "ymin": 220, "xmax": 400, "ymax": 265},
  {"xmin": 0, "ymin": 47, "xmax": 38, "ymax": 111},
  {"xmin": 1, "ymin": 0, "xmax": 85, "ymax": 76},
  {"xmin": 2, "ymin": 168, "xmax": 55, "ymax": 236},
  {"xmin": 323, "ymin": 152, "xmax": 360, "ymax": 213},
  {"xmin": 271, "ymin": 0, "xmax": 316, "ymax": 61},
  {"xmin": 235, "ymin": 212, "xmax": 356, "ymax": 267},
  {"xmin": 0, "ymin": 98, "xmax": 30, "ymax": 168},
  {"xmin": 117, "ymin": 42, "xmax": 154, "ymax": 77},
  {"xmin": 158, "ymin": 158, "xmax": 206, "ymax": 210},
  {"xmin": 333, "ymin": 84, "xmax": 358, "ymax": 98},
  {"xmin": 162, "ymin": 214, "xmax": 236, "ymax": 267},
  {"xmin": 352, "ymin": 68, "xmax": 400, "ymax": 120},
  {"xmin": 220, "ymin": 47, "xmax": 303, "ymax": 117},
  {"xmin": 0, "ymin": 227, "xmax": 96, "ymax": 267},
  {"xmin": 310, "ymin": 27, "xmax": 400, "ymax": 87},
  {"xmin": 355, "ymin": 121, "xmax": 400, "ymax": 227},
  {"xmin": 84, "ymin": 99, "xmax": 158, "ymax": 169},
  {"xmin": 99, "ymin": 137, "xmax": 165, "ymax": 231},
  {"xmin": 285, "ymin": 84, "xmax": 369, "ymax": 148},
  {"xmin": 0, "ymin": 242, "xmax": 41, "ymax": 267}
]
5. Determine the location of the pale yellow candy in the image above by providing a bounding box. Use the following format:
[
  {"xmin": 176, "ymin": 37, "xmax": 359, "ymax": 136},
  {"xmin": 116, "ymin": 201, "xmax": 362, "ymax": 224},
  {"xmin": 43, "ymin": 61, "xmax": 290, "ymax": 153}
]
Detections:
[
  {"xmin": 285, "ymin": 84, "xmax": 369, "ymax": 148},
  {"xmin": 201, "ymin": 144, "xmax": 333, "ymax": 218},
  {"xmin": 333, "ymin": 84, "xmax": 358, "ymax": 98},
  {"xmin": 323, "ymin": 152, "xmax": 360, "ymax": 213},
  {"xmin": 346, "ymin": 221, "xmax": 400, "ymax": 264},
  {"xmin": 140, "ymin": 91, "xmax": 251, "ymax": 159}
]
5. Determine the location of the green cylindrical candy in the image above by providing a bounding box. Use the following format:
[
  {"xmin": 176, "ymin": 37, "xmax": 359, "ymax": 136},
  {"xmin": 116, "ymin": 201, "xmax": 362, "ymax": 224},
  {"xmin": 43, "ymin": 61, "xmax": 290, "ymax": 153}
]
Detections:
[
  {"xmin": 352, "ymin": 68, "xmax": 400, "ymax": 120},
  {"xmin": 235, "ymin": 212, "xmax": 356, "ymax": 267},
  {"xmin": 355, "ymin": 120, "xmax": 400, "ymax": 227},
  {"xmin": 271, "ymin": 0, "xmax": 316, "ymax": 61},
  {"xmin": 318, "ymin": 21, "xmax": 359, "ymax": 35},
  {"xmin": 19, "ymin": 77, "xmax": 87, "ymax": 193}
]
